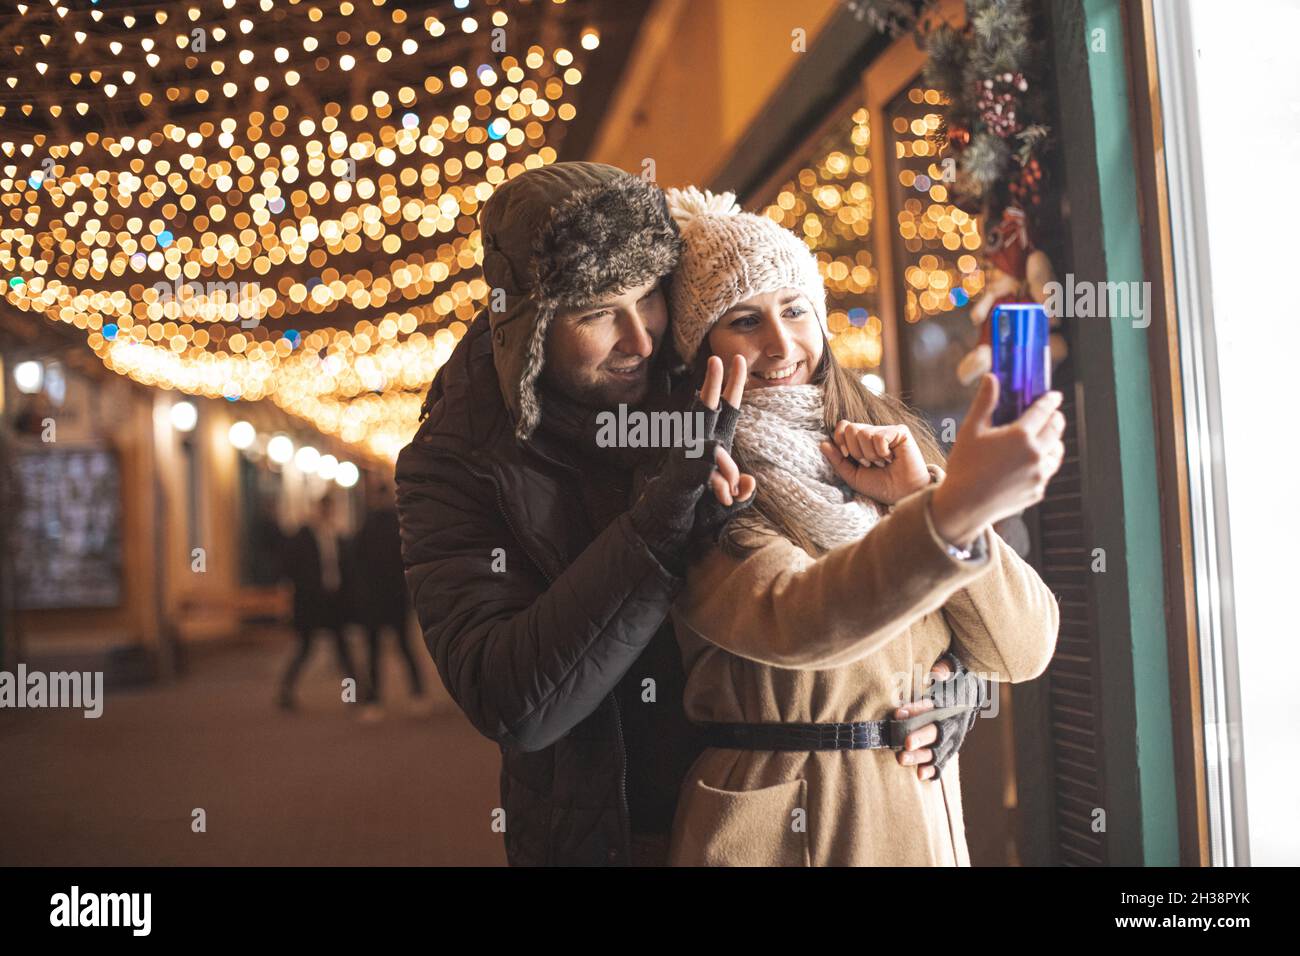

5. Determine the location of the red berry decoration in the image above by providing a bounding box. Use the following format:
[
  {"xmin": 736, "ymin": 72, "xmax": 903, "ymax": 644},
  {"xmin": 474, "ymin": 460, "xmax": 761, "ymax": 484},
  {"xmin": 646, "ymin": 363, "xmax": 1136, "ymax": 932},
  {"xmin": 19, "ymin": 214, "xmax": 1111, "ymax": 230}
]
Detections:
[{"xmin": 976, "ymin": 72, "xmax": 1029, "ymax": 138}]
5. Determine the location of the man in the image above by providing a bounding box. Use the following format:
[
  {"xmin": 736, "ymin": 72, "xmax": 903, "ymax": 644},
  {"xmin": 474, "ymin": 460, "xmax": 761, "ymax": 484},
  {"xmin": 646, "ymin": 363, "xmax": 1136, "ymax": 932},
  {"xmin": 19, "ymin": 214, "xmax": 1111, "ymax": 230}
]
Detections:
[
  {"xmin": 395, "ymin": 162, "xmax": 973, "ymax": 866},
  {"xmin": 346, "ymin": 475, "xmax": 427, "ymax": 719},
  {"xmin": 278, "ymin": 495, "xmax": 361, "ymax": 711}
]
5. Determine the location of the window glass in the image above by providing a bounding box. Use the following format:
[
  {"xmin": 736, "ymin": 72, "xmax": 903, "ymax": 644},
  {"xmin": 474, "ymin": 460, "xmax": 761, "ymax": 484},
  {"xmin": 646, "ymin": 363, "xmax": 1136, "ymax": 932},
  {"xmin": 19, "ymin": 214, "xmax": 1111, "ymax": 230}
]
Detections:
[
  {"xmin": 884, "ymin": 80, "xmax": 986, "ymax": 431},
  {"xmin": 760, "ymin": 106, "xmax": 886, "ymax": 387}
]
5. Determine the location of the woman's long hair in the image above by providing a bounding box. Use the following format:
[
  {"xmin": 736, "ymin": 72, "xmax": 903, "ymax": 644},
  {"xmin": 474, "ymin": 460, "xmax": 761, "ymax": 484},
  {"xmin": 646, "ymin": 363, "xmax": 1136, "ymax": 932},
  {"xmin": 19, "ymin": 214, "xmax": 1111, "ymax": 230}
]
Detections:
[{"xmin": 703, "ymin": 338, "xmax": 946, "ymax": 557}]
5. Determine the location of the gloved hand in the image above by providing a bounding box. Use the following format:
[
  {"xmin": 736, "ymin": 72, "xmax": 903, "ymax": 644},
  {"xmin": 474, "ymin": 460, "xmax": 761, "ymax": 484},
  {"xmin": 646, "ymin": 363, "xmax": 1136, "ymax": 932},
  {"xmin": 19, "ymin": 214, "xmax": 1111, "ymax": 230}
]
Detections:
[
  {"xmin": 927, "ymin": 654, "xmax": 989, "ymax": 776},
  {"xmin": 628, "ymin": 395, "xmax": 723, "ymax": 563},
  {"xmin": 690, "ymin": 394, "xmax": 755, "ymax": 548},
  {"xmin": 629, "ymin": 355, "xmax": 754, "ymax": 570}
]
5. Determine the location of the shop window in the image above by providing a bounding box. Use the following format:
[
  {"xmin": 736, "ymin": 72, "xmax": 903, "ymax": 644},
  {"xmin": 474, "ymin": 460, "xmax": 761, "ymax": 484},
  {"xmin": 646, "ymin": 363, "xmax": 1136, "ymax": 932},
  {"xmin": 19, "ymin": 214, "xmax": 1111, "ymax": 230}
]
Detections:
[
  {"xmin": 10, "ymin": 447, "xmax": 123, "ymax": 609},
  {"xmin": 759, "ymin": 105, "xmax": 886, "ymax": 390},
  {"xmin": 756, "ymin": 77, "xmax": 985, "ymax": 438},
  {"xmin": 883, "ymin": 81, "xmax": 985, "ymax": 431}
]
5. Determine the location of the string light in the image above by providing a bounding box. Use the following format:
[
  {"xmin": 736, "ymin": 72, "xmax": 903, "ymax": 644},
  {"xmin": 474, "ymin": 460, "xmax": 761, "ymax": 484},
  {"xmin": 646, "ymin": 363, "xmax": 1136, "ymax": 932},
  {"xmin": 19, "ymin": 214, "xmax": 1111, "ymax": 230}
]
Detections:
[
  {"xmin": 2, "ymin": 0, "xmax": 600, "ymax": 461},
  {"xmin": 893, "ymin": 86, "xmax": 984, "ymax": 323},
  {"xmin": 762, "ymin": 107, "xmax": 884, "ymax": 371},
  {"xmin": 761, "ymin": 89, "xmax": 985, "ymax": 371},
  {"xmin": 228, "ymin": 419, "xmax": 256, "ymax": 449},
  {"xmin": 169, "ymin": 399, "xmax": 198, "ymax": 432},
  {"xmin": 266, "ymin": 433, "xmax": 293, "ymax": 464}
]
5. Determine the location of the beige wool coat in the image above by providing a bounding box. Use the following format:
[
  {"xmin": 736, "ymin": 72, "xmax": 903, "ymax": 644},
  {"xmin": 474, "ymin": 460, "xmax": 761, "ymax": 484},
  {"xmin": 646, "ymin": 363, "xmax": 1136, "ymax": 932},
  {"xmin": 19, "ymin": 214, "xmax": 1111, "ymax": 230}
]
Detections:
[{"xmin": 666, "ymin": 469, "xmax": 1059, "ymax": 866}]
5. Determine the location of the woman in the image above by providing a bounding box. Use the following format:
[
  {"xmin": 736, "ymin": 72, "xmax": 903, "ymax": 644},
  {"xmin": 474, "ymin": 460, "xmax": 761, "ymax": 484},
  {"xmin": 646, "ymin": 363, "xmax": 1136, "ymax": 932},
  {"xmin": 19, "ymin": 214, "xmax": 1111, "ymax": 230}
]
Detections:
[{"xmin": 662, "ymin": 187, "xmax": 1063, "ymax": 866}]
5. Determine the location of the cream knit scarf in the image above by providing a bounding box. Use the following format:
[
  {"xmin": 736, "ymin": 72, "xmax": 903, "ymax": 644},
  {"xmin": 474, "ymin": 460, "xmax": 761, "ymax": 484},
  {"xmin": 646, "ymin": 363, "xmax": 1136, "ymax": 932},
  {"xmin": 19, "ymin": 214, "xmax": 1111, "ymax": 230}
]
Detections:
[{"xmin": 733, "ymin": 383, "xmax": 882, "ymax": 551}]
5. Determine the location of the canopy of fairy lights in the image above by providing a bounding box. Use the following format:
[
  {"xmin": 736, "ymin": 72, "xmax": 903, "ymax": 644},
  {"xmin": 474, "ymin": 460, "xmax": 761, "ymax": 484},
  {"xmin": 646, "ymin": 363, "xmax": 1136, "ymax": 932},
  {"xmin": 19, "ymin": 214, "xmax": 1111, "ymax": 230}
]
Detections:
[{"xmin": 1, "ymin": 0, "xmax": 604, "ymax": 460}]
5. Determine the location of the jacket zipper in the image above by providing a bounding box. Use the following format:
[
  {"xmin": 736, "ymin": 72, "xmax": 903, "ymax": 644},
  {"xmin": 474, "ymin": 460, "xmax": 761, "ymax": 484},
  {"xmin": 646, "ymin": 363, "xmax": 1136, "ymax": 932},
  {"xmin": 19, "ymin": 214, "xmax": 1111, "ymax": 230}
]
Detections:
[
  {"xmin": 610, "ymin": 690, "xmax": 632, "ymax": 865},
  {"xmin": 490, "ymin": 465, "xmax": 633, "ymax": 865},
  {"xmin": 493, "ymin": 480, "xmax": 554, "ymax": 588}
]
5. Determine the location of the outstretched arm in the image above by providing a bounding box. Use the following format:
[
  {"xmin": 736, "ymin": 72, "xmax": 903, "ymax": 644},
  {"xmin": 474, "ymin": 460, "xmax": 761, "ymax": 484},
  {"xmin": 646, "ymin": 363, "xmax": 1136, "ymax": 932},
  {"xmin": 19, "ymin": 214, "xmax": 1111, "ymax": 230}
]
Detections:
[{"xmin": 673, "ymin": 481, "xmax": 997, "ymax": 671}]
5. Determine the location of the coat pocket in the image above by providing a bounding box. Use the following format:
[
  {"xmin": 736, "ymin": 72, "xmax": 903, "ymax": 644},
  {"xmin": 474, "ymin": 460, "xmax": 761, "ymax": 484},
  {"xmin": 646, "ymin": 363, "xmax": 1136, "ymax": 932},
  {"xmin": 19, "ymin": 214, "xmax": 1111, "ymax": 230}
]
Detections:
[{"xmin": 670, "ymin": 776, "xmax": 811, "ymax": 867}]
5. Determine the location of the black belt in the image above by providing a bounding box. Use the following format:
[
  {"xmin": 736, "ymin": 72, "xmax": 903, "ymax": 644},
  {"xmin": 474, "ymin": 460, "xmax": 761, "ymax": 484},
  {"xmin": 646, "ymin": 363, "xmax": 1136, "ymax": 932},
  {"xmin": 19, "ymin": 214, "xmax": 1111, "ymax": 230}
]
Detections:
[{"xmin": 698, "ymin": 705, "xmax": 974, "ymax": 752}]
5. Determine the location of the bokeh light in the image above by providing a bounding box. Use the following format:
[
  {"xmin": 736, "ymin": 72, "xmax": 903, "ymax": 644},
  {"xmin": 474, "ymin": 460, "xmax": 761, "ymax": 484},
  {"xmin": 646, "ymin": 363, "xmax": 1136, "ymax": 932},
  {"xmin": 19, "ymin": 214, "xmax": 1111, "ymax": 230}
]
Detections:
[{"xmin": 1, "ymin": 0, "xmax": 600, "ymax": 462}]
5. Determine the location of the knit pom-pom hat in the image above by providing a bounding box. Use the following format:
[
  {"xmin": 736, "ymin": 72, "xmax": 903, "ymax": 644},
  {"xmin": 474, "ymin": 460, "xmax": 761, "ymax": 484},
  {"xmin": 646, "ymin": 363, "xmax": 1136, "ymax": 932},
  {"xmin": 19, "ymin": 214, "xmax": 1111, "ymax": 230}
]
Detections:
[{"xmin": 665, "ymin": 185, "xmax": 829, "ymax": 365}]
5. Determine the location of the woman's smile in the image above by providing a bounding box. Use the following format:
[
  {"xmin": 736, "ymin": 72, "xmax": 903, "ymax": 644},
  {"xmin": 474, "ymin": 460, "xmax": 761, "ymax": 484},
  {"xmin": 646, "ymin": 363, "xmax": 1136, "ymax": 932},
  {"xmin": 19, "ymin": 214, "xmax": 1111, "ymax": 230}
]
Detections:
[{"xmin": 751, "ymin": 359, "xmax": 807, "ymax": 387}]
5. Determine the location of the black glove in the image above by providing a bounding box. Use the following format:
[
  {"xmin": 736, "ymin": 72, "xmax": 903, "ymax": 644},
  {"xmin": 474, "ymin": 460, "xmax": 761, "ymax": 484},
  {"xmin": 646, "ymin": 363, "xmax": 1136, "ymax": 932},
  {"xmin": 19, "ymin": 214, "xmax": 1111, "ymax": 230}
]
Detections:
[
  {"xmin": 628, "ymin": 394, "xmax": 725, "ymax": 572},
  {"xmin": 927, "ymin": 654, "xmax": 989, "ymax": 777},
  {"xmin": 690, "ymin": 397, "xmax": 755, "ymax": 548}
]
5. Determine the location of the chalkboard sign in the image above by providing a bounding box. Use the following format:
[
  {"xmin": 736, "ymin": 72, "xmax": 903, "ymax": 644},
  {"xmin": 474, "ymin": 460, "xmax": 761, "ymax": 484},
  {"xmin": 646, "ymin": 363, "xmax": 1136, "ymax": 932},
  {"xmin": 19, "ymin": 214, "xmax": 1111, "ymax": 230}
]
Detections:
[{"xmin": 12, "ymin": 446, "xmax": 123, "ymax": 610}]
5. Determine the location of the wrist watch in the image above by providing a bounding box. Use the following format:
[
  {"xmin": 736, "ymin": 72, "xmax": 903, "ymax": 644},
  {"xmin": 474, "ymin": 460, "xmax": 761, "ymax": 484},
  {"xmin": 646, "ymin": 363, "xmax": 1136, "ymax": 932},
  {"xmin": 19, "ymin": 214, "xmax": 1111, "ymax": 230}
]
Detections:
[
  {"xmin": 926, "ymin": 465, "xmax": 978, "ymax": 561},
  {"xmin": 925, "ymin": 483, "xmax": 977, "ymax": 561},
  {"xmin": 943, "ymin": 525, "xmax": 989, "ymax": 562},
  {"xmin": 943, "ymin": 539, "xmax": 974, "ymax": 562}
]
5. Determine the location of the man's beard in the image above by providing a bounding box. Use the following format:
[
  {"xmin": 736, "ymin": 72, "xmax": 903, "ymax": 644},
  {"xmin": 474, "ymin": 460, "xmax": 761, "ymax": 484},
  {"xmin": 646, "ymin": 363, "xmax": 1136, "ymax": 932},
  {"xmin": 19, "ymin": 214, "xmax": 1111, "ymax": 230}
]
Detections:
[{"xmin": 544, "ymin": 348, "xmax": 662, "ymax": 411}]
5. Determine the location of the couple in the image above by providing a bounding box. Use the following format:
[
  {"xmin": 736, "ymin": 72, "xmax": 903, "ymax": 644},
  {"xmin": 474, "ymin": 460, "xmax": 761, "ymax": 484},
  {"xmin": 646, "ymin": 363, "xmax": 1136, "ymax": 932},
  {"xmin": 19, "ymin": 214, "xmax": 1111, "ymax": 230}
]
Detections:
[{"xmin": 394, "ymin": 162, "xmax": 1062, "ymax": 866}]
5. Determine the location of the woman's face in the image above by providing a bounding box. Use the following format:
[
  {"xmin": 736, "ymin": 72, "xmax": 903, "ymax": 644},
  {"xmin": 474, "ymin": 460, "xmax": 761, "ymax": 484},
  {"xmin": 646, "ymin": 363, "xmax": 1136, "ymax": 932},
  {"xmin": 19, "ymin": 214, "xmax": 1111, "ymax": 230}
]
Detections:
[{"xmin": 705, "ymin": 288, "xmax": 823, "ymax": 391}]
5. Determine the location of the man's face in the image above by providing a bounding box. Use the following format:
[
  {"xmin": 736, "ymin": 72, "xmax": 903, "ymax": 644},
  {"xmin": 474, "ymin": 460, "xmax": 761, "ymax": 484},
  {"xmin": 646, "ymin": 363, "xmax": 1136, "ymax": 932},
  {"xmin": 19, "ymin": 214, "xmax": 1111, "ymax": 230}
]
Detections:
[{"xmin": 541, "ymin": 277, "xmax": 668, "ymax": 408}]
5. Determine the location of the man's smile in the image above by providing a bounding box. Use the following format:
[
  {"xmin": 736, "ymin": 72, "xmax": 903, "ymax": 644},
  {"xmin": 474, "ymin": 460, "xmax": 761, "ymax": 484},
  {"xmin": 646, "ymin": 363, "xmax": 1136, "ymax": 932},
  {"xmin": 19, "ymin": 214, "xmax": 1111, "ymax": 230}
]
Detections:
[{"xmin": 605, "ymin": 358, "xmax": 648, "ymax": 378}]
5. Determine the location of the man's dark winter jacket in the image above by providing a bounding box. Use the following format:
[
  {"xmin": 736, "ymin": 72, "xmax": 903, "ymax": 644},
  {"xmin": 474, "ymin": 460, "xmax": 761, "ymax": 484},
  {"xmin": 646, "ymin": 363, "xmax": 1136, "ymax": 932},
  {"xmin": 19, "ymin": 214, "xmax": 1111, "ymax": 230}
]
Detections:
[{"xmin": 395, "ymin": 313, "xmax": 701, "ymax": 865}]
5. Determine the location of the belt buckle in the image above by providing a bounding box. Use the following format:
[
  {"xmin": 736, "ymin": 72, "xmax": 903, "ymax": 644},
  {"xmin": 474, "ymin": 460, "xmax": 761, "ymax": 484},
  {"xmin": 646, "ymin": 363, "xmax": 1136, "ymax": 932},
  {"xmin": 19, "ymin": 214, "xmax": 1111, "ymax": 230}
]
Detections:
[
  {"xmin": 888, "ymin": 704, "xmax": 974, "ymax": 749},
  {"xmin": 887, "ymin": 718, "xmax": 909, "ymax": 750}
]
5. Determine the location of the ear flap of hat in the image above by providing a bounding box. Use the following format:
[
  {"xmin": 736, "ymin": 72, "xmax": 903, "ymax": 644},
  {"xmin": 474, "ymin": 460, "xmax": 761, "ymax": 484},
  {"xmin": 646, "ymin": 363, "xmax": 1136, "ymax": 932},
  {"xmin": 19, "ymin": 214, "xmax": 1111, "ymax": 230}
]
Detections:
[{"xmin": 514, "ymin": 299, "xmax": 553, "ymax": 441}]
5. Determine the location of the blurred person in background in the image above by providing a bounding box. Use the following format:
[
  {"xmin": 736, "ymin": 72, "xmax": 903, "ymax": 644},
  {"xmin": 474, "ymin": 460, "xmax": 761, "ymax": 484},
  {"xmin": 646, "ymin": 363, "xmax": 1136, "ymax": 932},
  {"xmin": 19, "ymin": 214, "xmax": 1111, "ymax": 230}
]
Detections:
[
  {"xmin": 277, "ymin": 494, "xmax": 362, "ymax": 711},
  {"xmin": 349, "ymin": 474, "xmax": 426, "ymax": 722}
]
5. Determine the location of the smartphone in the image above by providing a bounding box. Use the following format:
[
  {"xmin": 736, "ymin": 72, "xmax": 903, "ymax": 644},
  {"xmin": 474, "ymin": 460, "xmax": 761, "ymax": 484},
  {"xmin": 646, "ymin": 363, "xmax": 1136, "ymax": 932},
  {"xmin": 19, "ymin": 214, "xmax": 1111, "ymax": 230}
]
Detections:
[{"xmin": 989, "ymin": 303, "xmax": 1051, "ymax": 426}]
